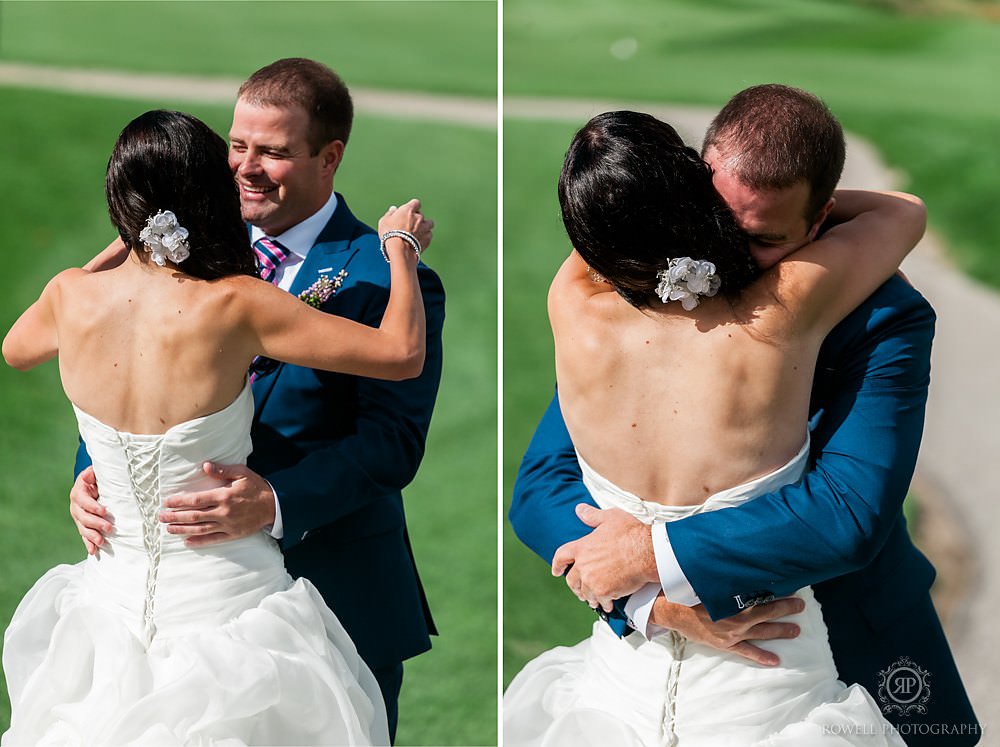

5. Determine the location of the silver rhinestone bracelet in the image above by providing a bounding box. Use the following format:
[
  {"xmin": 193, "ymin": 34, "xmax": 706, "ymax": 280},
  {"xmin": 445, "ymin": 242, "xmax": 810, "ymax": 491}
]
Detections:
[{"xmin": 379, "ymin": 230, "xmax": 422, "ymax": 263}]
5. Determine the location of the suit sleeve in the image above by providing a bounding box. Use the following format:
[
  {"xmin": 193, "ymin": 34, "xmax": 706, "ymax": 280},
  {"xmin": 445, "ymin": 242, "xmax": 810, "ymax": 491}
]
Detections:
[
  {"xmin": 266, "ymin": 265, "xmax": 445, "ymax": 551},
  {"xmin": 509, "ymin": 392, "xmax": 598, "ymax": 563},
  {"xmin": 74, "ymin": 438, "xmax": 92, "ymax": 478},
  {"xmin": 666, "ymin": 287, "xmax": 935, "ymax": 621},
  {"xmin": 509, "ymin": 393, "xmax": 635, "ymax": 635}
]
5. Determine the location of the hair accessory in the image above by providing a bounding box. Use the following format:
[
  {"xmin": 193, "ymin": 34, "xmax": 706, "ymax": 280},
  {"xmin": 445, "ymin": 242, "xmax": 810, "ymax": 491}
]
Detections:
[
  {"xmin": 655, "ymin": 257, "xmax": 721, "ymax": 310},
  {"xmin": 379, "ymin": 230, "xmax": 421, "ymax": 263},
  {"xmin": 139, "ymin": 210, "xmax": 190, "ymax": 266}
]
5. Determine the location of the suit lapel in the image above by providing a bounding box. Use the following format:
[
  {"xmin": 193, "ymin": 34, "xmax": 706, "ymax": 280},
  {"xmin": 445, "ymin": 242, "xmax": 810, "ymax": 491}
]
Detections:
[
  {"xmin": 252, "ymin": 194, "xmax": 366, "ymax": 416},
  {"xmin": 288, "ymin": 193, "xmax": 365, "ymax": 296}
]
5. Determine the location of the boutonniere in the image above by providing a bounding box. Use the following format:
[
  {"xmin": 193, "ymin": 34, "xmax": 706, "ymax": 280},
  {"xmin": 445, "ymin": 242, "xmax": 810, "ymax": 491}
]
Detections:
[{"xmin": 298, "ymin": 270, "xmax": 348, "ymax": 308}]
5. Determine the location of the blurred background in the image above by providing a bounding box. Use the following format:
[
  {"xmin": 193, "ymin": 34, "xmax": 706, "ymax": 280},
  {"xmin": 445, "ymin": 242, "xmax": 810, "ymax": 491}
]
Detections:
[
  {"xmin": 503, "ymin": 0, "xmax": 1000, "ymax": 734},
  {"xmin": 0, "ymin": 2, "xmax": 497, "ymax": 745}
]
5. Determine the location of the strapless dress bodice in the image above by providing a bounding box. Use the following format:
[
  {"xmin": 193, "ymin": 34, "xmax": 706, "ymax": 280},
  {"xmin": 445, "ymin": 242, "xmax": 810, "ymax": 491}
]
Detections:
[
  {"xmin": 70, "ymin": 381, "xmax": 287, "ymax": 643},
  {"xmin": 71, "ymin": 379, "xmax": 255, "ymax": 548},
  {"xmin": 2, "ymin": 381, "xmax": 388, "ymax": 745},
  {"xmin": 577, "ymin": 436, "xmax": 810, "ymax": 523}
]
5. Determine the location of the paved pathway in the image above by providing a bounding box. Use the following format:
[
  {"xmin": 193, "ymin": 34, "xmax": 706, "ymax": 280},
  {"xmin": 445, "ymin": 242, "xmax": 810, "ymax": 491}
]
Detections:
[
  {"xmin": 0, "ymin": 61, "xmax": 497, "ymax": 128},
  {"xmin": 2, "ymin": 62, "xmax": 995, "ymax": 733}
]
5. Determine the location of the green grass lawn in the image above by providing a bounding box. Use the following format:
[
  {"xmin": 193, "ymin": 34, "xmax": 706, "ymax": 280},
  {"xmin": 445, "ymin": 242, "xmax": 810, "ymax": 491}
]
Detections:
[
  {"xmin": 505, "ymin": 0, "xmax": 1000, "ymax": 287},
  {"xmin": 502, "ymin": 0, "xmax": 1000, "ymax": 684},
  {"xmin": 0, "ymin": 0, "xmax": 497, "ymax": 98},
  {"xmin": 0, "ymin": 87, "xmax": 497, "ymax": 745}
]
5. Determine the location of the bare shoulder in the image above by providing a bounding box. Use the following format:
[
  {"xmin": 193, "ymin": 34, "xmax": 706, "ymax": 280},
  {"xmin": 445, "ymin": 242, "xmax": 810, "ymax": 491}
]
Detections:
[
  {"xmin": 207, "ymin": 273, "xmax": 304, "ymax": 330},
  {"xmin": 39, "ymin": 268, "xmax": 94, "ymax": 310},
  {"xmin": 548, "ymin": 252, "xmax": 624, "ymax": 325},
  {"xmin": 47, "ymin": 267, "xmax": 90, "ymax": 291},
  {"xmin": 204, "ymin": 273, "xmax": 270, "ymax": 309},
  {"xmin": 729, "ymin": 257, "xmax": 823, "ymax": 338}
]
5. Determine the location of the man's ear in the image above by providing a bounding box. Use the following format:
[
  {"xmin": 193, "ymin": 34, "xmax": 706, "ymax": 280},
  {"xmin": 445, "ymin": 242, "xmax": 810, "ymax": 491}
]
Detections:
[
  {"xmin": 808, "ymin": 197, "xmax": 836, "ymax": 241},
  {"xmin": 319, "ymin": 140, "xmax": 345, "ymax": 178}
]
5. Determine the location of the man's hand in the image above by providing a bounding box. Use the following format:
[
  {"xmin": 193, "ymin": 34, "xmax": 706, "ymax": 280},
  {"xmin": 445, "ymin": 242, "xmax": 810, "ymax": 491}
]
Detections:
[
  {"xmin": 651, "ymin": 593, "xmax": 805, "ymax": 667},
  {"xmin": 159, "ymin": 462, "xmax": 276, "ymax": 547},
  {"xmin": 69, "ymin": 466, "xmax": 113, "ymax": 555},
  {"xmin": 551, "ymin": 505, "xmax": 659, "ymax": 611}
]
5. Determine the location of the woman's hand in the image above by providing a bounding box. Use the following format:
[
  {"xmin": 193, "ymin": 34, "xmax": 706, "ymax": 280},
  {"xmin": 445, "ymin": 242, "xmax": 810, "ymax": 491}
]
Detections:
[{"xmin": 378, "ymin": 198, "xmax": 434, "ymax": 261}]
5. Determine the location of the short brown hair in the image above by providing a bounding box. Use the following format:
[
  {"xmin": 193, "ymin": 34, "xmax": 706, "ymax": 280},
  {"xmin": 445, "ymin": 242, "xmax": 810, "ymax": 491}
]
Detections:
[
  {"xmin": 237, "ymin": 58, "xmax": 353, "ymax": 154},
  {"xmin": 703, "ymin": 84, "xmax": 845, "ymax": 222}
]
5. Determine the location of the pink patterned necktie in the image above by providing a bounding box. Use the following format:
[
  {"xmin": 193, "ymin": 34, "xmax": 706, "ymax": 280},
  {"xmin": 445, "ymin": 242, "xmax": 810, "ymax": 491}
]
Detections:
[
  {"xmin": 253, "ymin": 237, "xmax": 290, "ymax": 284},
  {"xmin": 250, "ymin": 237, "xmax": 290, "ymax": 383}
]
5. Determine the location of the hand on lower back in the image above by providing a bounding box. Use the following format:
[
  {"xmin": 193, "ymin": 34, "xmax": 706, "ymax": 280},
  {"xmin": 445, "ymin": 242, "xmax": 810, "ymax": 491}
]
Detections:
[
  {"xmin": 159, "ymin": 462, "xmax": 276, "ymax": 547},
  {"xmin": 69, "ymin": 466, "xmax": 112, "ymax": 554},
  {"xmin": 650, "ymin": 594, "xmax": 805, "ymax": 667}
]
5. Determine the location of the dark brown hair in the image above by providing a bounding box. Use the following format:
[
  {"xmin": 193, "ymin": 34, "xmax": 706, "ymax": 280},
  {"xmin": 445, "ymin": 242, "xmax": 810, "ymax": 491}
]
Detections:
[
  {"xmin": 237, "ymin": 57, "xmax": 353, "ymax": 154},
  {"xmin": 559, "ymin": 111, "xmax": 758, "ymax": 309},
  {"xmin": 703, "ymin": 84, "xmax": 846, "ymax": 222},
  {"xmin": 106, "ymin": 110, "xmax": 257, "ymax": 280}
]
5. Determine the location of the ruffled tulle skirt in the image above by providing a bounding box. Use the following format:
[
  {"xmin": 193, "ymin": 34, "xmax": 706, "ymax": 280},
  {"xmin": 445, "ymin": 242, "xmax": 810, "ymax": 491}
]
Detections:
[
  {"xmin": 2, "ymin": 563, "xmax": 389, "ymax": 746},
  {"xmin": 503, "ymin": 612, "xmax": 906, "ymax": 747}
]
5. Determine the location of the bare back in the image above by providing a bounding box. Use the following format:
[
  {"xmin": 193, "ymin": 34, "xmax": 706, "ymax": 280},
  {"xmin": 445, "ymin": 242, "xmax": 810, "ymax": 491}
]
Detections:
[
  {"xmin": 53, "ymin": 258, "xmax": 256, "ymax": 434},
  {"xmin": 549, "ymin": 187, "xmax": 926, "ymax": 507},
  {"xmin": 551, "ymin": 258, "xmax": 821, "ymax": 506}
]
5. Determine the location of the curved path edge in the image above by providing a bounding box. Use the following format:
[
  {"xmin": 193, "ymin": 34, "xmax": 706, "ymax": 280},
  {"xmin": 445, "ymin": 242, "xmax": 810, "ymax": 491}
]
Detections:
[{"xmin": 0, "ymin": 61, "xmax": 498, "ymax": 128}]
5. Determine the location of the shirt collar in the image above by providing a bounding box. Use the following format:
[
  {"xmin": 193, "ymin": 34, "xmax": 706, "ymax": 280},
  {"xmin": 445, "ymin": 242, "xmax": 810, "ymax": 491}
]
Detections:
[{"xmin": 250, "ymin": 192, "xmax": 339, "ymax": 259}]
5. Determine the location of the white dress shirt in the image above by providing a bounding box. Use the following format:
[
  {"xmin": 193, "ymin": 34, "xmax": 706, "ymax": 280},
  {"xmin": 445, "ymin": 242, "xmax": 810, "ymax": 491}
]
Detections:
[
  {"xmin": 622, "ymin": 526, "xmax": 702, "ymax": 639},
  {"xmin": 251, "ymin": 192, "xmax": 339, "ymax": 541}
]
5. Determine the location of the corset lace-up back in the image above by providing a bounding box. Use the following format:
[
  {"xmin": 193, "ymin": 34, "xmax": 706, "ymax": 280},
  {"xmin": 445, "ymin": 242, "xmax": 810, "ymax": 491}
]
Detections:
[{"xmin": 119, "ymin": 434, "xmax": 166, "ymax": 645}]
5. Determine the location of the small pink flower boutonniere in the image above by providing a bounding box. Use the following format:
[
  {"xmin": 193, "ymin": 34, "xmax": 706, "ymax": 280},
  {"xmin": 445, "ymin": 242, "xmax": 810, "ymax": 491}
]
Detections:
[{"xmin": 299, "ymin": 270, "xmax": 348, "ymax": 308}]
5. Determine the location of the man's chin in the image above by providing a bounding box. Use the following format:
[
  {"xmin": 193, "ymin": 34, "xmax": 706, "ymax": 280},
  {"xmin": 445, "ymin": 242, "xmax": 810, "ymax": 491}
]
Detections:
[{"xmin": 241, "ymin": 205, "xmax": 277, "ymax": 230}]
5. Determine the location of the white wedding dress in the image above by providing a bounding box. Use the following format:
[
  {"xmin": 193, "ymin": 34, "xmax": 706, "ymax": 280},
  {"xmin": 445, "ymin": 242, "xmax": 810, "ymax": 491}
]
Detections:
[
  {"xmin": 2, "ymin": 381, "xmax": 389, "ymax": 746},
  {"xmin": 503, "ymin": 440, "xmax": 906, "ymax": 747}
]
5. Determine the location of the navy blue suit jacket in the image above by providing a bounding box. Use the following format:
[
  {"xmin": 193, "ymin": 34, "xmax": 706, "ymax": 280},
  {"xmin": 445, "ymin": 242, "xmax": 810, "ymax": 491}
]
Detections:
[
  {"xmin": 510, "ymin": 276, "xmax": 979, "ymax": 742},
  {"xmin": 77, "ymin": 195, "xmax": 444, "ymax": 672}
]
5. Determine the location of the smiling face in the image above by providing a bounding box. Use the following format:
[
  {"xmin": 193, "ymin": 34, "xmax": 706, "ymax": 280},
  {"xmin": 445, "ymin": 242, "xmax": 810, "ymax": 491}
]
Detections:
[
  {"xmin": 704, "ymin": 145, "xmax": 832, "ymax": 270},
  {"xmin": 227, "ymin": 98, "xmax": 343, "ymax": 236}
]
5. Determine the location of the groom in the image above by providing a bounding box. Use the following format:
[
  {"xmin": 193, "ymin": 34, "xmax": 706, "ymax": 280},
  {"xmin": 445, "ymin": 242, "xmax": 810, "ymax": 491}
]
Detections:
[
  {"xmin": 70, "ymin": 58, "xmax": 444, "ymax": 741},
  {"xmin": 510, "ymin": 85, "xmax": 980, "ymax": 745}
]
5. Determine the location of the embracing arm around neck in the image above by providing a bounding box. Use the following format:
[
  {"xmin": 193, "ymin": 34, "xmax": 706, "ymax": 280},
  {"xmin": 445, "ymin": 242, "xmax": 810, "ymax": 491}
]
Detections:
[{"xmin": 752, "ymin": 190, "xmax": 926, "ymax": 336}]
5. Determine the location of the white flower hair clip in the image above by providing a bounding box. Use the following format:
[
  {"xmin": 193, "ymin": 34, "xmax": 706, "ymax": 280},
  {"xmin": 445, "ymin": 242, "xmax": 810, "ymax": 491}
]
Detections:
[
  {"xmin": 139, "ymin": 210, "xmax": 190, "ymax": 266},
  {"xmin": 655, "ymin": 257, "xmax": 721, "ymax": 310}
]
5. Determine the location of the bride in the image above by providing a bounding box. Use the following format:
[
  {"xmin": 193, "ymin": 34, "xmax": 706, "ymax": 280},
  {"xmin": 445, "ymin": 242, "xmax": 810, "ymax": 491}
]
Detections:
[
  {"xmin": 0, "ymin": 110, "xmax": 430, "ymax": 745},
  {"xmin": 503, "ymin": 111, "xmax": 922, "ymax": 746}
]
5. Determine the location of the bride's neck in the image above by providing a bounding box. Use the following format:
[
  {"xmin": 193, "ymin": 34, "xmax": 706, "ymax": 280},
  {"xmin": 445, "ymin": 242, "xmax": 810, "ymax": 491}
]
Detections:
[{"xmin": 121, "ymin": 249, "xmax": 182, "ymax": 277}]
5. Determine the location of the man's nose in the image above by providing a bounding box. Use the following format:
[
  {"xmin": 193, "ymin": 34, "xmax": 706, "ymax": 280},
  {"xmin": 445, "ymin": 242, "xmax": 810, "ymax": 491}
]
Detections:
[{"xmin": 237, "ymin": 152, "xmax": 262, "ymax": 176}]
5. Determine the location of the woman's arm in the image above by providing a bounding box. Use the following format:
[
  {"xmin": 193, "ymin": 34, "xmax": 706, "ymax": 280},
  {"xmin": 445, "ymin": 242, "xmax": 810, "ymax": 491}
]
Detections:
[
  {"xmin": 762, "ymin": 190, "xmax": 926, "ymax": 335},
  {"xmin": 242, "ymin": 200, "xmax": 429, "ymax": 381},
  {"xmin": 82, "ymin": 237, "xmax": 130, "ymax": 272},
  {"xmin": 2, "ymin": 269, "xmax": 84, "ymax": 370},
  {"xmin": 6, "ymin": 238, "xmax": 128, "ymax": 368}
]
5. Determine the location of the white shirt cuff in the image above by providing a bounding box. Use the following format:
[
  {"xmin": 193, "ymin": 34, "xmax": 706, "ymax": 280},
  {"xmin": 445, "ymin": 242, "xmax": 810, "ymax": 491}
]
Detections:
[
  {"xmin": 267, "ymin": 481, "xmax": 284, "ymax": 540},
  {"xmin": 622, "ymin": 582, "xmax": 662, "ymax": 639},
  {"xmin": 652, "ymin": 522, "xmax": 701, "ymax": 607}
]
